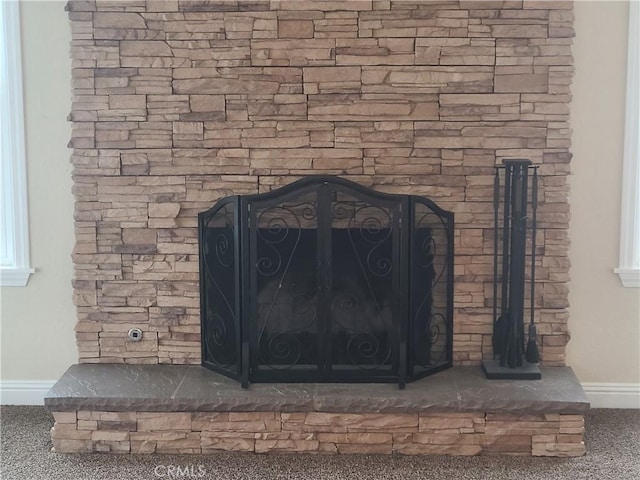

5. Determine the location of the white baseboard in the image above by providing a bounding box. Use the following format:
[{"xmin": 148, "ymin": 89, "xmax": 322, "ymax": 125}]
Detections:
[
  {"xmin": 581, "ymin": 383, "xmax": 640, "ymax": 409},
  {"xmin": 0, "ymin": 380, "xmax": 56, "ymax": 406}
]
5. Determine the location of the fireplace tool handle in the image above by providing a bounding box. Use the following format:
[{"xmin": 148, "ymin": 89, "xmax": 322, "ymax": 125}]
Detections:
[
  {"xmin": 525, "ymin": 167, "xmax": 540, "ymax": 363},
  {"xmin": 495, "ymin": 165, "xmax": 512, "ymax": 364},
  {"xmin": 491, "ymin": 168, "xmax": 500, "ymax": 359}
]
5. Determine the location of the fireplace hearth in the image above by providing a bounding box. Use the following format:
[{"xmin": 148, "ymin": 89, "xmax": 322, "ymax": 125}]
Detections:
[
  {"xmin": 198, "ymin": 176, "xmax": 454, "ymax": 388},
  {"xmin": 49, "ymin": 0, "xmax": 585, "ymax": 457}
]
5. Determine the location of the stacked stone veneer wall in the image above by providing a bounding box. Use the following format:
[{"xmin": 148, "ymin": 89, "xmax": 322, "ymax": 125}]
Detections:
[
  {"xmin": 51, "ymin": 410, "xmax": 585, "ymax": 456},
  {"xmin": 67, "ymin": 0, "xmax": 574, "ymax": 366}
]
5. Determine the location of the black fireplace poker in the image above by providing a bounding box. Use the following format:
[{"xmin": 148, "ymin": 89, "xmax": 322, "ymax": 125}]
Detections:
[{"xmin": 483, "ymin": 159, "xmax": 541, "ymax": 380}]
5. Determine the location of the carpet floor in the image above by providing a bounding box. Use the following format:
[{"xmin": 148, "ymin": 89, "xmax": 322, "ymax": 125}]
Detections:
[{"xmin": 1, "ymin": 407, "xmax": 638, "ymax": 480}]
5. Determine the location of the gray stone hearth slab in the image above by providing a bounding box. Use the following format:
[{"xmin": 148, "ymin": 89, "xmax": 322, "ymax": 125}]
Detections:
[
  {"xmin": 44, "ymin": 364, "xmax": 190, "ymax": 412},
  {"xmin": 44, "ymin": 364, "xmax": 589, "ymax": 414}
]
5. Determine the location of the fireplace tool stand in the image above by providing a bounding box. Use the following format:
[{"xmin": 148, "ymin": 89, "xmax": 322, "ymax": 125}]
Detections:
[{"xmin": 482, "ymin": 159, "xmax": 541, "ymax": 380}]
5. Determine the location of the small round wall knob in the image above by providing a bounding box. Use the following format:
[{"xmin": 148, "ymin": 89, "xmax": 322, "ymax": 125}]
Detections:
[{"xmin": 128, "ymin": 328, "xmax": 143, "ymax": 342}]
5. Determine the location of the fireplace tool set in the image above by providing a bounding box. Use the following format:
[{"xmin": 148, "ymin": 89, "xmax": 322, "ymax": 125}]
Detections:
[{"xmin": 483, "ymin": 159, "xmax": 542, "ymax": 380}]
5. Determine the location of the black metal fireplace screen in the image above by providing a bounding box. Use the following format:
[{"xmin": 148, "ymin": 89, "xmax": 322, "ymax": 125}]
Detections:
[{"xmin": 198, "ymin": 176, "xmax": 454, "ymax": 388}]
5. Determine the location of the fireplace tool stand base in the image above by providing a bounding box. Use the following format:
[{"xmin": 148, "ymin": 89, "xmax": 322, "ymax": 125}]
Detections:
[{"xmin": 482, "ymin": 359, "xmax": 541, "ymax": 380}]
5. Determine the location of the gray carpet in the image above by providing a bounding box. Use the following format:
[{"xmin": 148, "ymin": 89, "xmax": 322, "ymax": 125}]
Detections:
[{"xmin": 1, "ymin": 407, "xmax": 638, "ymax": 480}]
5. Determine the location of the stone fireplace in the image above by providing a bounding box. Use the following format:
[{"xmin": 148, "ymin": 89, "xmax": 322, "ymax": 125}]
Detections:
[
  {"xmin": 46, "ymin": 0, "xmax": 587, "ymax": 456},
  {"xmin": 69, "ymin": 0, "xmax": 573, "ymax": 369}
]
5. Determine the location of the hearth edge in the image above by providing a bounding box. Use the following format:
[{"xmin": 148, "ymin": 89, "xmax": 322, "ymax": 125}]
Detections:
[{"xmin": 44, "ymin": 364, "xmax": 589, "ymax": 414}]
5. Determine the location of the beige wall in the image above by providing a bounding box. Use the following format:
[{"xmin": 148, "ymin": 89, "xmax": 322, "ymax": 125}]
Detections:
[
  {"xmin": 0, "ymin": 1, "xmax": 76, "ymax": 381},
  {"xmin": 567, "ymin": 0, "xmax": 640, "ymax": 384},
  {"xmin": 1, "ymin": 1, "xmax": 637, "ymax": 385}
]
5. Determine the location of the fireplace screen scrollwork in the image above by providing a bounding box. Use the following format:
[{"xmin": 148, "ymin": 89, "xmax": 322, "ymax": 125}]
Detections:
[{"xmin": 199, "ymin": 176, "xmax": 454, "ymax": 388}]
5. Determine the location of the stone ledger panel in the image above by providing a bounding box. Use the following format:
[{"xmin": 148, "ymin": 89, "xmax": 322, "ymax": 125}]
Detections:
[
  {"xmin": 51, "ymin": 410, "xmax": 585, "ymax": 457},
  {"xmin": 67, "ymin": 0, "xmax": 575, "ymax": 366}
]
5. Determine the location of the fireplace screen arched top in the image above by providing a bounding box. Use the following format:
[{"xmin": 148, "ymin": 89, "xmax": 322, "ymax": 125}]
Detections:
[{"xmin": 198, "ymin": 176, "xmax": 454, "ymax": 388}]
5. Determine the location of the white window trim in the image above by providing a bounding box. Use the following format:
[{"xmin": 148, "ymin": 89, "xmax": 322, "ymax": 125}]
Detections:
[
  {"xmin": 615, "ymin": 1, "xmax": 640, "ymax": 288},
  {"xmin": 0, "ymin": 1, "xmax": 33, "ymax": 287}
]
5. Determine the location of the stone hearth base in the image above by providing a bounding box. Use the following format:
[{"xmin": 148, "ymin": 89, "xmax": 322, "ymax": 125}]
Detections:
[
  {"xmin": 45, "ymin": 365, "xmax": 589, "ymax": 457},
  {"xmin": 51, "ymin": 410, "xmax": 585, "ymax": 456}
]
